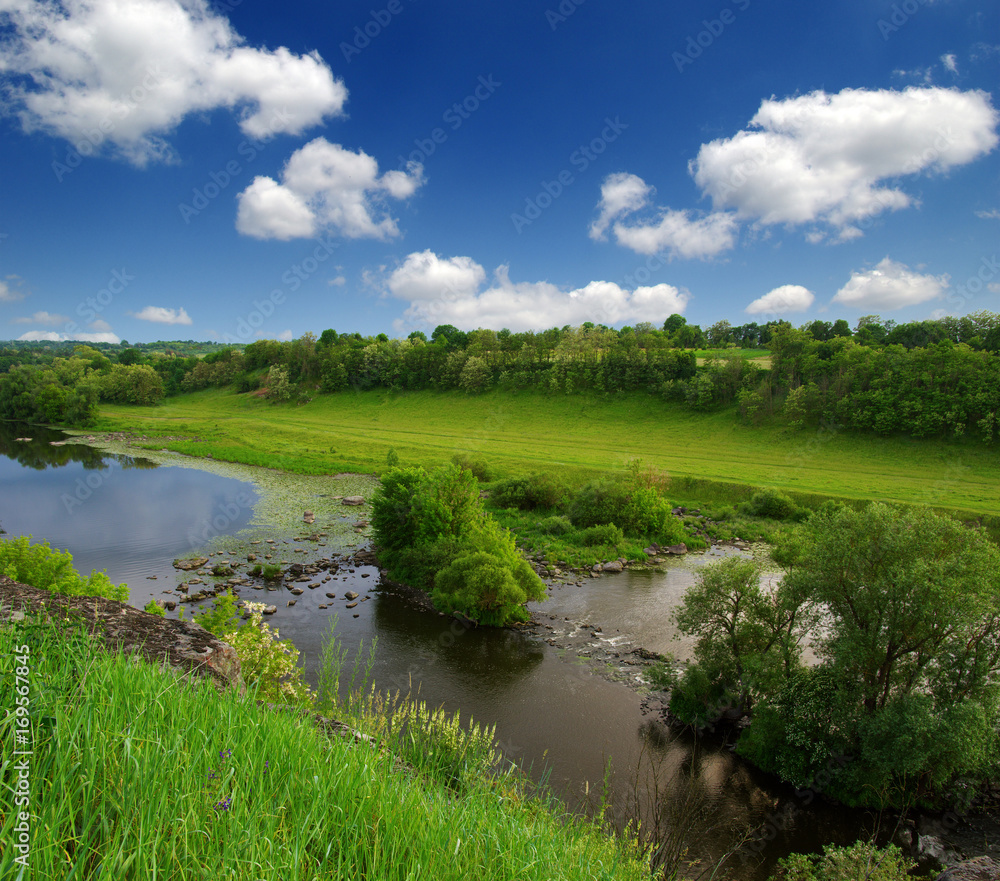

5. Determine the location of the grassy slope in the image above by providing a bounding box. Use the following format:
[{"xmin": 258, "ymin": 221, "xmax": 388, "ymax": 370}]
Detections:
[{"xmin": 95, "ymin": 387, "xmax": 1000, "ymax": 515}]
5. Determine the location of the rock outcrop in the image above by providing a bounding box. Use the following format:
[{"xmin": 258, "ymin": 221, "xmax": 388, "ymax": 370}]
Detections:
[
  {"xmin": 0, "ymin": 576, "xmax": 243, "ymax": 692},
  {"xmin": 936, "ymin": 857, "xmax": 1000, "ymax": 881}
]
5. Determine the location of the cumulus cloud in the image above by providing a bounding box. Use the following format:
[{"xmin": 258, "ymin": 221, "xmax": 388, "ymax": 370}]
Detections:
[
  {"xmin": 11, "ymin": 310, "xmax": 70, "ymax": 325},
  {"xmin": 600, "ymin": 87, "xmax": 999, "ymax": 258},
  {"xmin": 236, "ymin": 139, "xmax": 424, "ymax": 240},
  {"xmin": 833, "ymin": 257, "xmax": 949, "ymax": 310},
  {"xmin": 745, "ymin": 285, "xmax": 815, "ymax": 315},
  {"xmin": 131, "ymin": 305, "xmax": 192, "ymax": 324},
  {"xmin": 691, "ymin": 87, "xmax": 998, "ymax": 239},
  {"xmin": 385, "ymin": 251, "xmax": 689, "ymax": 333},
  {"xmin": 387, "ymin": 250, "xmax": 486, "ymax": 302},
  {"xmin": 591, "ymin": 173, "xmax": 738, "ymax": 260},
  {"xmin": 0, "ymin": 0, "xmax": 347, "ymax": 164},
  {"xmin": 19, "ymin": 330, "xmax": 120, "ymax": 343}
]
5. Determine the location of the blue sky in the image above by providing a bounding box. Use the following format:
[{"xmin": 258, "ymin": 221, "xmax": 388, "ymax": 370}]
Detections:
[{"xmin": 1, "ymin": 0, "xmax": 998, "ymax": 344}]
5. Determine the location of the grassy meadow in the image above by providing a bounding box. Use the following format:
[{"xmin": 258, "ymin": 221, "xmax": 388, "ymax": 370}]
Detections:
[{"xmin": 93, "ymin": 387, "xmax": 1000, "ymax": 517}]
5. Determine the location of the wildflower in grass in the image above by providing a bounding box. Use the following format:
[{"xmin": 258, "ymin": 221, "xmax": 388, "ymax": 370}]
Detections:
[{"xmin": 215, "ymin": 796, "xmax": 232, "ymax": 812}]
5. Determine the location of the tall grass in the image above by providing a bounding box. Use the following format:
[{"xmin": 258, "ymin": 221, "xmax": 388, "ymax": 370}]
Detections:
[{"xmin": 0, "ymin": 615, "xmax": 653, "ymax": 880}]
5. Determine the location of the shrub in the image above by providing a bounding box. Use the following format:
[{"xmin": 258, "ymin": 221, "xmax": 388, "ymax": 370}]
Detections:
[
  {"xmin": 578, "ymin": 523, "xmax": 624, "ymax": 547},
  {"xmin": 769, "ymin": 841, "xmax": 913, "ymax": 881},
  {"xmin": 0, "ymin": 535, "xmax": 127, "ymax": 602},
  {"xmin": 490, "ymin": 473, "xmax": 566, "ymax": 511},
  {"xmin": 373, "ymin": 465, "xmax": 545, "ymax": 625},
  {"xmin": 222, "ymin": 602, "xmax": 312, "ymax": 705},
  {"xmin": 451, "ymin": 453, "xmax": 491, "ymax": 482},
  {"xmin": 568, "ymin": 479, "xmax": 685, "ymax": 544},
  {"xmin": 742, "ymin": 488, "xmax": 801, "ymax": 521},
  {"xmin": 538, "ymin": 515, "xmax": 573, "ymax": 536}
]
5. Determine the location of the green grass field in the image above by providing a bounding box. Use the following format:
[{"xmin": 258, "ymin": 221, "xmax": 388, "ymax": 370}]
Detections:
[{"xmin": 93, "ymin": 387, "xmax": 1000, "ymax": 517}]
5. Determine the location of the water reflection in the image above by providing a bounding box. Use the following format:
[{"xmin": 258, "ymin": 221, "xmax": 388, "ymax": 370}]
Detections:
[{"xmin": 0, "ymin": 420, "xmax": 157, "ymax": 472}]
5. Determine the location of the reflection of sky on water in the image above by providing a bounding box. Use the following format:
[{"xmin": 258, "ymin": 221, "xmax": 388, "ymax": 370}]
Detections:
[{"xmin": 0, "ymin": 446, "xmax": 257, "ymax": 590}]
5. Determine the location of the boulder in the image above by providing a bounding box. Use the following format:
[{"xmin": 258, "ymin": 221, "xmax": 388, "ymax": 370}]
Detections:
[
  {"xmin": 936, "ymin": 857, "xmax": 1000, "ymax": 881},
  {"xmin": 665, "ymin": 543, "xmax": 688, "ymax": 555},
  {"xmin": 174, "ymin": 557, "xmax": 209, "ymax": 571},
  {"xmin": 0, "ymin": 576, "xmax": 242, "ymax": 692},
  {"xmin": 603, "ymin": 560, "xmax": 624, "ymax": 573},
  {"xmin": 342, "ymin": 496, "xmax": 365, "ymax": 506}
]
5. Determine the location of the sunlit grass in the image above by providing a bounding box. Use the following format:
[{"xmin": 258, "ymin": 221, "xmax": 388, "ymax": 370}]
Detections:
[
  {"xmin": 93, "ymin": 387, "xmax": 1000, "ymax": 516},
  {"xmin": 0, "ymin": 616, "xmax": 652, "ymax": 880}
]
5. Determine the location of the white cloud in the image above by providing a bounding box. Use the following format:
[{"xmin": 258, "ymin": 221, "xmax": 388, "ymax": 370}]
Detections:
[
  {"xmin": 88, "ymin": 318, "xmax": 113, "ymax": 332},
  {"xmin": 131, "ymin": 305, "xmax": 192, "ymax": 324},
  {"xmin": 691, "ymin": 87, "xmax": 998, "ymax": 239},
  {"xmin": 832, "ymin": 257, "xmax": 949, "ymax": 310},
  {"xmin": 611, "ymin": 207, "xmax": 740, "ymax": 259},
  {"xmin": 591, "ymin": 173, "xmax": 737, "ymax": 260},
  {"xmin": 941, "ymin": 53, "xmax": 958, "ymax": 74},
  {"xmin": 745, "ymin": 285, "xmax": 815, "ymax": 315},
  {"xmin": 0, "ymin": 0, "xmax": 347, "ymax": 164},
  {"xmin": 277, "ymin": 329, "xmax": 293, "ymax": 341},
  {"xmin": 11, "ymin": 310, "xmax": 69, "ymax": 325},
  {"xmin": 19, "ymin": 330, "xmax": 120, "ymax": 343},
  {"xmin": 976, "ymin": 208, "xmax": 1000, "ymax": 220},
  {"xmin": 589, "ymin": 173, "xmax": 652, "ymax": 239},
  {"xmin": 0, "ymin": 277, "xmax": 26, "ymax": 302},
  {"xmin": 385, "ymin": 251, "xmax": 689, "ymax": 333},
  {"xmin": 328, "ymin": 275, "xmax": 346, "ymax": 286},
  {"xmin": 387, "ymin": 250, "xmax": 486, "ymax": 302},
  {"xmin": 236, "ymin": 138, "xmax": 424, "ymax": 240}
]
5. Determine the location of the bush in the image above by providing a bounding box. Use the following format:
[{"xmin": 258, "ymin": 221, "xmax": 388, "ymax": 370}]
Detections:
[
  {"xmin": 373, "ymin": 465, "xmax": 545, "ymax": 625},
  {"xmin": 742, "ymin": 488, "xmax": 802, "ymax": 521},
  {"xmin": 538, "ymin": 515, "xmax": 573, "ymax": 536},
  {"xmin": 770, "ymin": 841, "xmax": 913, "ymax": 881},
  {"xmin": 0, "ymin": 535, "xmax": 127, "ymax": 602},
  {"xmin": 451, "ymin": 453, "xmax": 491, "ymax": 482},
  {"xmin": 578, "ymin": 523, "xmax": 625, "ymax": 547},
  {"xmin": 490, "ymin": 473, "xmax": 566, "ymax": 511},
  {"xmin": 568, "ymin": 479, "xmax": 685, "ymax": 544}
]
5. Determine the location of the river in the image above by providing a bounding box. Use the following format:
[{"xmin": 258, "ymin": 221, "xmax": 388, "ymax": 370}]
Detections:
[{"xmin": 0, "ymin": 421, "xmax": 879, "ymax": 879}]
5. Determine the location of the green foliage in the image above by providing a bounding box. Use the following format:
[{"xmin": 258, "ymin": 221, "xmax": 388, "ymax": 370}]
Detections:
[
  {"xmin": 143, "ymin": 599, "xmax": 166, "ymax": 617},
  {"xmin": 568, "ymin": 477, "xmax": 685, "ymax": 545},
  {"xmin": 741, "ymin": 488, "xmax": 804, "ymax": 521},
  {"xmin": 192, "ymin": 588, "xmax": 241, "ymax": 636},
  {"xmin": 770, "ymin": 841, "xmax": 913, "ymax": 881},
  {"xmin": 386, "ymin": 447, "xmax": 400, "ymax": 468},
  {"xmin": 0, "ymin": 535, "xmax": 127, "ymax": 602},
  {"xmin": 222, "ymin": 602, "xmax": 312, "ymax": 705},
  {"xmin": 265, "ymin": 364, "xmax": 294, "ymax": 402},
  {"xmin": 579, "ymin": 523, "xmax": 625, "ymax": 547},
  {"xmin": 451, "ymin": 452, "xmax": 492, "ymax": 482},
  {"xmin": 373, "ymin": 464, "xmax": 545, "ymax": 625},
  {"xmin": 537, "ymin": 514, "xmax": 573, "ymax": 536},
  {"xmin": 95, "ymin": 364, "xmax": 165, "ymax": 405},
  {"xmin": 669, "ymin": 557, "xmax": 804, "ymax": 723},
  {"xmin": 490, "ymin": 472, "xmax": 567, "ymax": 511},
  {"xmin": 680, "ymin": 502, "xmax": 1000, "ymax": 806},
  {"xmin": 0, "ymin": 616, "xmax": 651, "ymax": 881}
]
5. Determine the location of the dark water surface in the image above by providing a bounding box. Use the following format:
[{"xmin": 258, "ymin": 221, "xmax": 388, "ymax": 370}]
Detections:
[{"xmin": 0, "ymin": 422, "xmax": 877, "ymax": 879}]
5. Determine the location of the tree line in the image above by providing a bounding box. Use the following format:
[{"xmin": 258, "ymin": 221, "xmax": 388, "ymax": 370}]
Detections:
[{"xmin": 3, "ymin": 311, "xmax": 1000, "ymax": 443}]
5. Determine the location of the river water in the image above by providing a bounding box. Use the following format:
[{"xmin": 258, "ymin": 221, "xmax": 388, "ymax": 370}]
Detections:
[{"xmin": 0, "ymin": 422, "xmax": 877, "ymax": 879}]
